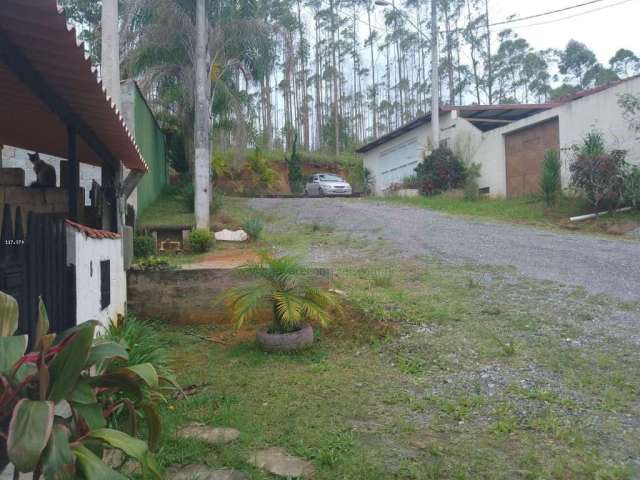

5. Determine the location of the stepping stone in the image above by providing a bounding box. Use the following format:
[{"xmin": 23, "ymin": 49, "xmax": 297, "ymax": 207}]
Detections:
[
  {"xmin": 176, "ymin": 423, "xmax": 240, "ymax": 444},
  {"xmin": 249, "ymin": 447, "xmax": 315, "ymax": 478},
  {"xmin": 167, "ymin": 464, "xmax": 247, "ymax": 480}
]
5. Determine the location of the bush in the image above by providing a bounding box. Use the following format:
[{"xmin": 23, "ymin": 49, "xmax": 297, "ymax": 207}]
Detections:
[
  {"xmin": 463, "ymin": 163, "xmax": 482, "ymax": 201},
  {"xmin": 570, "ymin": 133, "xmax": 626, "ymax": 211},
  {"xmin": 540, "ymin": 149, "xmax": 561, "ymax": 206},
  {"xmin": 134, "ymin": 234, "xmax": 155, "ymax": 258},
  {"xmin": 623, "ymin": 164, "xmax": 640, "ymax": 209},
  {"xmin": 247, "ymin": 147, "xmax": 275, "ymax": 186},
  {"xmin": 415, "ymin": 147, "xmax": 467, "ymax": 196},
  {"xmin": 244, "ymin": 218, "xmax": 265, "ymax": 239},
  {"xmin": 188, "ymin": 228, "xmax": 213, "ymax": 253},
  {"xmin": 347, "ymin": 164, "xmax": 374, "ymax": 195},
  {"xmin": 402, "ymin": 174, "xmax": 420, "ymax": 189},
  {"xmin": 286, "ymin": 134, "xmax": 305, "ymax": 194}
]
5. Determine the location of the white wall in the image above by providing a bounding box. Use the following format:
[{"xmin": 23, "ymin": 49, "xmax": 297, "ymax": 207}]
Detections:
[
  {"xmin": 363, "ymin": 111, "xmax": 485, "ymax": 195},
  {"xmin": 470, "ymin": 77, "xmax": 640, "ymax": 196},
  {"xmin": 1, "ymin": 146, "xmax": 101, "ymax": 204},
  {"xmin": 66, "ymin": 226, "xmax": 126, "ymax": 329}
]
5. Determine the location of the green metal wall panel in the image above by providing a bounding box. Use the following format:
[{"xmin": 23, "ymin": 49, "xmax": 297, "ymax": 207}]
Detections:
[{"xmin": 133, "ymin": 85, "xmax": 167, "ymax": 216}]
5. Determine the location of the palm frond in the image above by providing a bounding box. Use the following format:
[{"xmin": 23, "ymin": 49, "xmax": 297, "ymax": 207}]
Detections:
[
  {"xmin": 224, "ymin": 283, "xmax": 271, "ymax": 328},
  {"xmin": 272, "ymin": 291, "xmax": 304, "ymax": 331}
]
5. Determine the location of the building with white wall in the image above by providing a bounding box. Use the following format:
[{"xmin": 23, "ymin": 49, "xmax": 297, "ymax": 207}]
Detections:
[{"xmin": 358, "ymin": 76, "xmax": 640, "ymax": 197}]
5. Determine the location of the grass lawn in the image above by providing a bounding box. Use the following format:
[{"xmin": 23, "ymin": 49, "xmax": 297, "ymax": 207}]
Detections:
[
  {"xmin": 140, "ymin": 199, "xmax": 640, "ymax": 479},
  {"xmin": 381, "ymin": 194, "xmax": 640, "ymax": 237}
]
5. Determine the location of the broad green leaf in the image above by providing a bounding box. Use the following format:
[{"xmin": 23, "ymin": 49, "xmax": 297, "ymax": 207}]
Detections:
[
  {"xmin": 88, "ymin": 372, "xmax": 143, "ymax": 402},
  {"xmin": 72, "ymin": 445, "xmax": 127, "ymax": 480},
  {"xmin": 34, "ymin": 297, "xmax": 50, "ymax": 350},
  {"xmin": 86, "ymin": 341, "xmax": 128, "ymax": 367},
  {"xmin": 71, "ymin": 403, "xmax": 106, "ymax": 430},
  {"xmin": 88, "ymin": 429, "xmax": 163, "ymax": 480},
  {"xmin": 67, "ymin": 380, "xmax": 96, "ymax": 405},
  {"xmin": 114, "ymin": 363, "xmax": 159, "ymax": 388},
  {"xmin": 48, "ymin": 323, "xmax": 95, "ymax": 402},
  {"xmin": 0, "ymin": 335, "xmax": 27, "ymax": 375},
  {"xmin": 0, "ymin": 291, "xmax": 18, "ymax": 337},
  {"xmin": 140, "ymin": 401, "xmax": 162, "ymax": 451},
  {"xmin": 8, "ymin": 399, "xmax": 54, "ymax": 472},
  {"xmin": 42, "ymin": 424, "xmax": 75, "ymax": 480}
]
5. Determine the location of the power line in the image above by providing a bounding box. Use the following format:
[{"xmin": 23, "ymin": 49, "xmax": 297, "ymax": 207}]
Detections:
[
  {"xmin": 488, "ymin": 0, "xmax": 606, "ymax": 28},
  {"xmin": 499, "ymin": 0, "xmax": 636, "ymax": 30}
]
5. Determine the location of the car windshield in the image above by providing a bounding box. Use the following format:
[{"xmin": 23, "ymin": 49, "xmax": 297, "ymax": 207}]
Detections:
[{"xmin": 318, "ymin": 174, "xmax": 343, "ymax": 182}]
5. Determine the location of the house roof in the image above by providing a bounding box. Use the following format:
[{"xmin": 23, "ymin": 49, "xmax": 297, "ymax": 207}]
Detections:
[
  {"xmin": 0, "ymin": 0, "xmax": 148, "ymax": 172},
  {"xmin": 356, "ymin": 75, "xmax": 640, "ymax": 153},
  {"xmin": 65, "ymin": 220, "xmax": 121, "ymax": 240}
]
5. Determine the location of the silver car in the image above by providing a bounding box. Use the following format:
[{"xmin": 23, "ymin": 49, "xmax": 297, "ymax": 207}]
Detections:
[{"xmin": 304, "ymin": 173, "xmax": 353, "ymax": 197}]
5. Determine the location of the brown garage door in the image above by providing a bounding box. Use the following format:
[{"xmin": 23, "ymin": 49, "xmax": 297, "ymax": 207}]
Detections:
[{"xmin": 505, "ymin": 118, "xmax": 559, "ymax": 198}]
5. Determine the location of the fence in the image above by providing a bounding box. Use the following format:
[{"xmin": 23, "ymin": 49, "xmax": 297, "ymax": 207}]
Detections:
[{"xmin": 0, "ymin": 204, "xmax": 76, "ymax": 343}]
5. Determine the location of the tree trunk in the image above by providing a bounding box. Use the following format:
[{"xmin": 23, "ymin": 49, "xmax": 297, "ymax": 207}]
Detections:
[
  {"xmin": 194, "ymin": 0, "xmax": 211, "ymax": 229},
  {"xmin": 367, "ymin": 8, "xmax": 378, "ymax": 139}
]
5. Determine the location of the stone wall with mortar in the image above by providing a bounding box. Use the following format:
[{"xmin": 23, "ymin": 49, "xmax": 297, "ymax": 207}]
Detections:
[{"xmin": 127, "ymin": 268, "xmax": 254, "ymax": 325}]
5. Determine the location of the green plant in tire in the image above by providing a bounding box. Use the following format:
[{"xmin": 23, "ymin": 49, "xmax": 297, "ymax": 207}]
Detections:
[
  {"xmin": 540, "ymin": 149, "xmax": 562, "ymax": 206},
  {"xmin": 0, "ymin": 291, "xmax": 164, "ymax": 479},
  {"xmin": 243, "ymin": 218, "xmax": 265, "ymax": 240},
  {"xmin": 188, "ymin": 228, "xmax": 213, "ymax": 253},
  {"xmin": 223, "ymin": 254, "xmax": 340, "ymax": 334}
]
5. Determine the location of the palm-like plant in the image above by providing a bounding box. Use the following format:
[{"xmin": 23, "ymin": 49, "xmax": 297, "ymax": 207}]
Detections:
[{"xmin": 225, "ymin": 254, "xmax": 339, "ymax": 333}]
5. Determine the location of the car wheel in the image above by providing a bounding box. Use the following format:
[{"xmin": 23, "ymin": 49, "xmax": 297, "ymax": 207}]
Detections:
[{"xmin": 304, "ymin": 188, "xmax": 308, "ymax": 196}]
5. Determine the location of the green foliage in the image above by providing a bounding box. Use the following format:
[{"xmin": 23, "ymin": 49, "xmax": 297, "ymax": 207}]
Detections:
[
  {"xmin": 137, "ymin": 256, "xmax": 172, "ymax": 271},
  {"xmin": 103, "ymin": 316, "xmax": 175, "ymax": 381},
  {"xmin": 570, "ymin": 132, "xmax": 626, "ymax": 211},
  {"xmin": 347, "ymin": 164, "xmax": 374, "ymax": 195},
  {"xmin": 188, "ymin": 228, "xmax": 214, "ymax": 253},
  {"xmin": 463, "ymin": 163, "xmax": 482, "ymax": 202},
  {"xmin": 243, "ymin": 218, "xmax": 265, "ymax": 239},
  {"xmin": 133, "ymin": 234, "xmax": 156, "ymax": 259},
  {"xmin": 286, "ymin": 134, "xmax": 305, "ymax": 194},
  {"xmin": 223, "ymin": 253, "xmax": 340, "ymax": 334},
  {"xmin": 415, "ymin": 148, "xmax": 467, "ymax": 196},
  {"xmin": 247, "ymin": 147, "xmax": 275, "ymax": 186},
  {"xmin": 211, "ymin": 151, "xmax": 230, "ymax": 179},
  {"xmin": 540, "ymin": 150, "xmax": 561, "ymax": 206},
  {"xmin": 623, "ymin": 164, "xmax": 640, "ymax": 209},
  {"xmin": 0, "ymin": 292, "xmax": 163, "ymax": 478},
  {"xmin": 401, "ymin": 174, "xmax": 420, "ymax": 189}
]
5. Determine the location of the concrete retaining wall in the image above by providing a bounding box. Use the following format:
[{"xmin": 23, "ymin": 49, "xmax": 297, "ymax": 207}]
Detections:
[{"xmin": 127, "ymin": 268, "xmax": 253, "ymax": 325}]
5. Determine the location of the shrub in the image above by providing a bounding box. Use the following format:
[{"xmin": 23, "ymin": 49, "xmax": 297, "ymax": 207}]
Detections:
[
  {"xmin": 415, "ymin": 147, "xmax": 467, "ymax": 196},
  {"xmin": 623, "ymin": 164, "xmax": 640, "ymax": 209},
  {"xmin": 570, "ymin": 136, "xmax": 626, "ymax": 211},
  {"xmin": 347, "ymin": 164, "xmax": 374, "ymax": 195},
  {"xmin": 463, "ymin": 163, "xmax": 482, "ymax": 201},
  {"xmin": 286, "ymin": 134, "xmax": 305, "ymax": 194},
  {"xmin": 247, "ymin": 147, "xmax": 275, "ymax": 186},
  {"xmin": 402, "ymin": 174, "xmax": 420, "ymax": 189},
  {"xmin": 243, "ymin": 218, "xmax": 265, "ymax": 239},
  {"xmin": 540, "ymin": 149, "xmax": 561, "ymax": 206},
  {"xmin": 188, "ymin": 228, "xmax": 213, "ymax": 253},
  {"xmin": 0, "ymin": 292, "xmax": 163, "ymax": 478},
  {"xmin": 133, "ymin": 234, "xmax": 155, "ymax": 258}
]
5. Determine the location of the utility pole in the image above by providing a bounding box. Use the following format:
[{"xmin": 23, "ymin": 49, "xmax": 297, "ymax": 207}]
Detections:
[
  {"xmin": 101, "ymin": 0, "xmax": 120, "ymax": 109},
  {"xmin": 430, "ymin": 0, "xmax": 440, "ymax": 147}
]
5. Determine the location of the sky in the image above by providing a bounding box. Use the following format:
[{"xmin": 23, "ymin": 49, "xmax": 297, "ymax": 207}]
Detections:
[{"xmin": 485, "ymin": 0, "xmax": 640, "ymax": 64}]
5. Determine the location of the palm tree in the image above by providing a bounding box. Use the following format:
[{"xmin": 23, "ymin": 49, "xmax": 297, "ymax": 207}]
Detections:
[{"xmin": 224, "ymin": 254, "xmax": 340, "ymax": 333}]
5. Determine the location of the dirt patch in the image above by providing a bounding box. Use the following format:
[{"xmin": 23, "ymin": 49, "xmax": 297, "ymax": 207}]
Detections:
[{"xmin": 182, "ymin": 249, "xmax": 260, "ymax": 270}]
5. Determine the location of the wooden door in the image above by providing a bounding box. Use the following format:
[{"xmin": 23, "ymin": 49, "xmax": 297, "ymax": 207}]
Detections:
[{"xmin": 505, "ymin": 118, "xmax": 559, "ymax": 198}]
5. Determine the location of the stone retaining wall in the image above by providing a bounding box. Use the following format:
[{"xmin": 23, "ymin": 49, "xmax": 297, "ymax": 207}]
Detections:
[{"xmin": 127, "ymin": 268, "xmax": 252, "ymax": 325}]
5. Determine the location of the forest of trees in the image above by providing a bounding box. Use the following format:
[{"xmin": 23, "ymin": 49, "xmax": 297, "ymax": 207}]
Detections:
[{"xmin": 61, "ymin": 0, "xmax": 640, "ymax": 162}]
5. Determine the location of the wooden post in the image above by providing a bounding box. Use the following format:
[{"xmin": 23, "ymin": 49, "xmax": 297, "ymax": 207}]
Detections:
[{"xmin": 67, "ymin": 126, "xmax": 79, "ymax": 222}]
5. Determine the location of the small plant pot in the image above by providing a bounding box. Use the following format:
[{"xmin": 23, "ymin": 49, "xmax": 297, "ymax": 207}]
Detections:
[{"xmin": 256, "ymin": 324, "xmax": 314, "ymax": 352}]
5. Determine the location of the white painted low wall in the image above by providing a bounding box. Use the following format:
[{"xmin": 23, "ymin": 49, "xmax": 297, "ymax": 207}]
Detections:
[{"xmin": 66, "ymin": 226, "xmax": 126, "ymax": 329}]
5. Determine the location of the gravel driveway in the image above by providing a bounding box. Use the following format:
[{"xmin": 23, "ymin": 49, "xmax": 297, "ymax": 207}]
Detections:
[{"xmin": 250, "ymin": 198, "xmax": 640, "ymax": 301}]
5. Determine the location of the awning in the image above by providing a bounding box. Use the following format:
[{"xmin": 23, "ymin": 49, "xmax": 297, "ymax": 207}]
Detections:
[{"xmin": 0, "ymin": 0, "xmax": 148, "ymax": 172}]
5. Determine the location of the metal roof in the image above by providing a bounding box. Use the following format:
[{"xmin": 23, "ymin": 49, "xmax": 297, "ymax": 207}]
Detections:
[
  {"xmin": 0, "ymin": 0, "xmax": 148, "ymax": 172},
  {"xmin": 356, "ymin": 75, "xmax": 640, "ymax": 153}
]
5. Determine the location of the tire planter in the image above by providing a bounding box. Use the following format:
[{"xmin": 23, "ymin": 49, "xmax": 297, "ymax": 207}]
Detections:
[{"xmin": 256, "ymin": 324, "xmax": 314, "ymax": 352}]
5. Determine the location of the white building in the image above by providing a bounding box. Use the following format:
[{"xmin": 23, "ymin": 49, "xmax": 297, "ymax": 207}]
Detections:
[{"xmin": 358, "ymin": 76, "xmax": 640, "ymax": 197}]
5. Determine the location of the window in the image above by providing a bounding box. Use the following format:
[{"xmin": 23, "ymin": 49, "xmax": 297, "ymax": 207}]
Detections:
[
  {"xmin": 479, "ymin": 187, "xmax": 490, "ymax": 195},
  {"xmin": 100, "ymin": 260, "xmax": 110, "ymax": 310}
]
